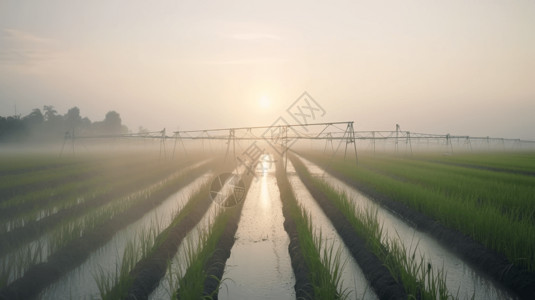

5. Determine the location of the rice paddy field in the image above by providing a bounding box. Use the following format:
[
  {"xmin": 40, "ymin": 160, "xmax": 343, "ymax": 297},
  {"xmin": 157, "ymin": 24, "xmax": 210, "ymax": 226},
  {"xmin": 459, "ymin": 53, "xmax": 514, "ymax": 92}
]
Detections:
[{"xmin": 0, "ymin": 147, "xmax": 534, "ymax": 299}]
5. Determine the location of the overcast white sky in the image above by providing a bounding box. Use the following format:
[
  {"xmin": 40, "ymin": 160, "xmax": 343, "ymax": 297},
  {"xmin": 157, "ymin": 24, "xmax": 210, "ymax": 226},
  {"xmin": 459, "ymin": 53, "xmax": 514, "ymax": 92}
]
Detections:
[{"xmin": 1, "ymin": 0, "xmax": 534, "ymax": 139}]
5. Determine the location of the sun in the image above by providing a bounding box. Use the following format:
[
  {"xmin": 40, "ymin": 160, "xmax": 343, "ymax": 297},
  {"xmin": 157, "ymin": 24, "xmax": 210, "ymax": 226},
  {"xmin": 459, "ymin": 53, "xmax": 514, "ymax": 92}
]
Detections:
[{"xmin": 259, "ymin": 95, "xmax": 270, "ymax": 109}]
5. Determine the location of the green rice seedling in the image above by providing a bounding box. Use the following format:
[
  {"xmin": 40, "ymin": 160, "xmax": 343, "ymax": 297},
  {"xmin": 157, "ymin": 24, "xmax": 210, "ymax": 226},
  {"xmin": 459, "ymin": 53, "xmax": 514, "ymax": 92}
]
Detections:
[
  {"xmin": 94, "ymin": 215, "xmax": 163, "ymax": 299},
  {"xmin": 158, "ymin": 203, "xmax": 217, "ymax": 298},
  {"xmin": 94, "ymin": 239, "xmax": 139, "ymax": 300},
  {"xmin": 0, "ymin": 258, "xmax": 12, "ymax": 288},
  {"xmin": 1, "ymin": 158, "xmax": 210, "ymax": 292},
  {"xmin": 0, "ymin": 154, "xmax": 76, "ymax": 175},
  {"xmin": 354, "ymin": 195, "xmax": 448, "ymax": 298},
  {"xmin": 300, "ymin": 212, "xmax": 349, "ymax": 299},
  {"xmin": 355, "ymin": 155, "xmax": 535, "ymax": 218},
  {"xmin": 97, "ymin": 180, "xmax": 212, "ymax": 299},
  {"xmin": 139, "ymin": 217, "xmax": 161, "ymax": 259},
  {"xmin": 174, "ymin": 229, "xmax": 211, "ymax": 299},
  {"xmin": 46, "ymin": 165, "xmax": 205, "ymax": 256},
  {"xmin": 175, "ymin": 212, "xmax": 225, "ymax": 300},
  {"xmin": 423, "ymin": 152, "xmax": 535, "ymax": 174},
  {"xmin": 277, "ymin": 160, "xmax": 349, "ymax": 299},
  {"xmin": 164, "ymin": 219, "xmax": 208, "ymax": 291},
  {"xmin": 47, "ymin": 206, "xmax": 117, "ymax": 255},
  {"xmin": 0, "ymin": 163, "xmax": 92, "ymax": 192},
  {"xmin": 293, "ymin": 156, "xmax": 452, "ymax": 299},
  {"xmin": 326, "ymin": 183, "xmax": 450, "ymax": 299},
  {"xmin": 1, "ymin": 154, "xmax": 201, "ymax": 227},
  {"xmin": 305, "ymin": 152, "xmax": 535, "ymax": 272},
  {"xmin": 0, "ymin": 239, "xmax": 45, "ymax": 288},
  {"xmin": 381, "ymin": 231, "xmax": 449, "ymax": 299},
  {"xmin": 0, "ymin": 163, "xmax": 161, "ymax": 235}
]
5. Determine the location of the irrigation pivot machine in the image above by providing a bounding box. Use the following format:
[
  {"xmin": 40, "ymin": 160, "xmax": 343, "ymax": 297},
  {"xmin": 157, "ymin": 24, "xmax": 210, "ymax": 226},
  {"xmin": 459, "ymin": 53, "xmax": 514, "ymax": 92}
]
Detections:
[{"xmin": 61, "ymin": 121, "xmax": 535, "ymax": 160}]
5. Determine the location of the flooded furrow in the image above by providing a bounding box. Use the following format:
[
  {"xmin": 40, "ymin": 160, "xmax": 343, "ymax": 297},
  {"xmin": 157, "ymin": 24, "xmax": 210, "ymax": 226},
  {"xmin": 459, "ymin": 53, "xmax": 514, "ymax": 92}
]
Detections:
[
  {"xmin": 0, "ymin": 160, "xmax": 210, "ymax": 287},
  {"xmin": 298, "ymin": 155, "xmax": 516, "ymax": 300},
  {"xmin": 39, "ymin": 172, "xmax": 212, "ymax": 299},
  {"xmin": 286, "ymin": 161, "xmax": 377, "ymax": 300},
  {"xmin": 149, "ymin": 197, "xmax": 220, "ymax": 299},
  {"xmin": 219, "ymin": 155, "xmax": 295, "ymax": 300},
  {"xmin": 3, "ymin": 160, "xmax": 207, "ymax": 234}
]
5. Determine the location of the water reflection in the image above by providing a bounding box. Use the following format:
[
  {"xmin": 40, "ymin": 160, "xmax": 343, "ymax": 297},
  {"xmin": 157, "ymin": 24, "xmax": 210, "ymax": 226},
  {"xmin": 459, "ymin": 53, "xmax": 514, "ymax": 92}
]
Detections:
[
  {"xmin": 220, "ymin": 154, "xmax": 295, "ymax": 300},
  {"xmin": 40, "ymin": 173, "xmax": 212, "ymax": 299}
]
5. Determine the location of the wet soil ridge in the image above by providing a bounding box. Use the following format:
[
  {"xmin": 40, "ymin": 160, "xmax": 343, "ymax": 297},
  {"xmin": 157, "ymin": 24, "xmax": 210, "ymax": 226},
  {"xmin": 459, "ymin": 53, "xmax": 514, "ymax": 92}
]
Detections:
[
  {"xmin": 275, "ymin": 159, "xmax": 315, "ymax": 300},
  {"xmin": 302, "ymin": 153, "xmax": 535, "ymax": 300},
  {"xmin": 201, "ymin": 176, "xmax": 253, "ymax": 299},
  {"xmin": 289, "ymin": 154, "xmax": 406, "ymax": 300},
  {"xmin": 124, "ymin": 182, "xmax": 214, "ymax": 300},
  {"xmin": 0, "ymin": 163, "xmax": 212, "ymax": 300},
  {"xmin": 0, "ymin": 160, "xmax": 198, "ymax": 257}
]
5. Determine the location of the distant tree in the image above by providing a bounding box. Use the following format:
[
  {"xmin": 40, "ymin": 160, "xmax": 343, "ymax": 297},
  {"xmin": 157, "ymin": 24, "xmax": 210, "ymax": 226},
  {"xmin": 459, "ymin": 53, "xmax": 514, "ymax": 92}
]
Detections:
[
  {"xmin": 0, "ymin": 116, "xmax": 10, "ymax": 141},
  {"xmin": 23, "ymin": 109, "xmax": 44, "ymax": 127},
  {"xmin": 20, "ymin": 109, "xmax": 44, "ymax": 140},
  {"xmin": 64, "ymin": 107, "xmax": 82, "ymax": 130},
  {"xmin": 42, "ymin": 105, "xmax": 64, "ymax": 139},
  {"xmin": 80, "ymin": 117, "xmax": 92, "ymax": 131},
  {"xmin": 43, "ymin": 105, "xmax": 58, "ymax": 122},
  {"xmin": 0, "ymin": 116, "xmax": 25, "ymax": 142},
  {"xmin": 0, "ymin": 106, "xmax": 130, "ymax": 143},
  {"xmin": 103, "ymin": 111, "xmax": 125, "ymax": 134}
]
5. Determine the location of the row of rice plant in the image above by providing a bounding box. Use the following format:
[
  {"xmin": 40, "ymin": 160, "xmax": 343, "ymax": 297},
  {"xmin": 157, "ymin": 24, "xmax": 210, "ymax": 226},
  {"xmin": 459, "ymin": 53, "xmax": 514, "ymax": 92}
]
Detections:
[
  {"xmin": 306, "ymin": 152, "xmax": 535, "ymax": 272},
  {"xmin": 0, "ymin": 157, "xmax": 92, "ymax": 192},
  {"xmin": 95, "ymin": 221, "xmax": 162, "ymax": 300},
  {"xmin": 97, "ymin": 180, "xmax": 215, "ymax": 299},
  {"xmin": 0, "ymin": 153, "xmax": 80, "ymax": 175},
  {"xmin": 0, "ymin": 156, "xmax": 205, "ymax": 245},
  {"xmin": 0, "ymin": 160, "xmax": 211, "ymax": 288},
  {"xmin": 0, "ymin": 154, "xmax": 192, "ymax": 233},
  {"xmin": 1, "ymin": 177, "xmax": 106, "ymax": 232},
  {"xmin": 361, "ymin": 154, "xmax": 535, "ymax": 210},
  {"xmin": 291, "ymin": 156, "xmax": 452, "ymax": 299},
  {"xmin": 418, "ymin": 152, "xmax": 535, "ymax": 173},
  {"xmin": 0, "ymin": 152, "xmax": 140, "ymax": 199},
  {"xmin": 0, "ymin": 240, "xmax": 45, "ymax": 288},
  {"xmin": 46, "ymin": 161, "xmax": 211, "ymax": 256},
  {"xmin": 172, "ymin": 209, "xmax": 226, "ymax": 299},
  {"xmin": 0, "ymin": 152, "xmax": 189, "ymax": 210},
  {"xmin": 275, "ymin": 159, "xmax": 348, "ymax": 299}
]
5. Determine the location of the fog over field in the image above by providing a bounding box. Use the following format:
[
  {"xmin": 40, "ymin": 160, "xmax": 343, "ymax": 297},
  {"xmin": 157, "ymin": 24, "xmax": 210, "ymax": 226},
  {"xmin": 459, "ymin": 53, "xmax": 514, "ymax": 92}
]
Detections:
[
  {"xmin": 1, "ymin": 0, "xmax": 534, "ymax": 139},
  {"xmin": 2, "ymin": 3, "xmax": 535, "ymax": 296}
]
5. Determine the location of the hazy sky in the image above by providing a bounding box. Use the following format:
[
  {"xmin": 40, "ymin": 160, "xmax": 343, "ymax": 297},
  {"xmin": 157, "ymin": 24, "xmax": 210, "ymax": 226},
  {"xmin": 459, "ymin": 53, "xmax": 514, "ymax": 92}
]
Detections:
[{"xmin": 1, "ymin": 0, "xmax": 534, "ymax": 139}]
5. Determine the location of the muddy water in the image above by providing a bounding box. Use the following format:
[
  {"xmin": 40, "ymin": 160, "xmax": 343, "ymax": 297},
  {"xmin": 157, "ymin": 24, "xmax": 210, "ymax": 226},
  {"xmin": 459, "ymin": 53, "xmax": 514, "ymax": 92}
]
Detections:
[
  {"xmin": 298, "ymin": 156, "xmax": 516, "ymax": 300},
  {"xmin": 39, "ymin": 173, "xmax": 212, "ymax": 300},
  {"xmin": 219, "ymin": 155, "xmax": 295, "ymax": 300},
  {"xmin": 149, "ymin": 199, "xmax": 221, "ymax": 299},
  {"xmin": 286, "ymin": 161, "xmax": 378, "ymax": 300}
]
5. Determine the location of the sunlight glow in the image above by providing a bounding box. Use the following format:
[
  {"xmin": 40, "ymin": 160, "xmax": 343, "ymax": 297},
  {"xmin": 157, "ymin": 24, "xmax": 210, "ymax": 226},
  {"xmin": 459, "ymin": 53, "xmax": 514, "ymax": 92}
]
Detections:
[{"xmin": 259, "ymin": 95, "xmax": 270, "ymax": 109}]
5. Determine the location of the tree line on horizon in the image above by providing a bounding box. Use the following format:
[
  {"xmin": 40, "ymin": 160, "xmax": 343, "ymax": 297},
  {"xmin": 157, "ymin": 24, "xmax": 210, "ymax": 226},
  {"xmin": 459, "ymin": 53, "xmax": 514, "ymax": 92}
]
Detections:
[{"xmin": 0, "ymin": 106, "xmax": 129, "ymax": 143}]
